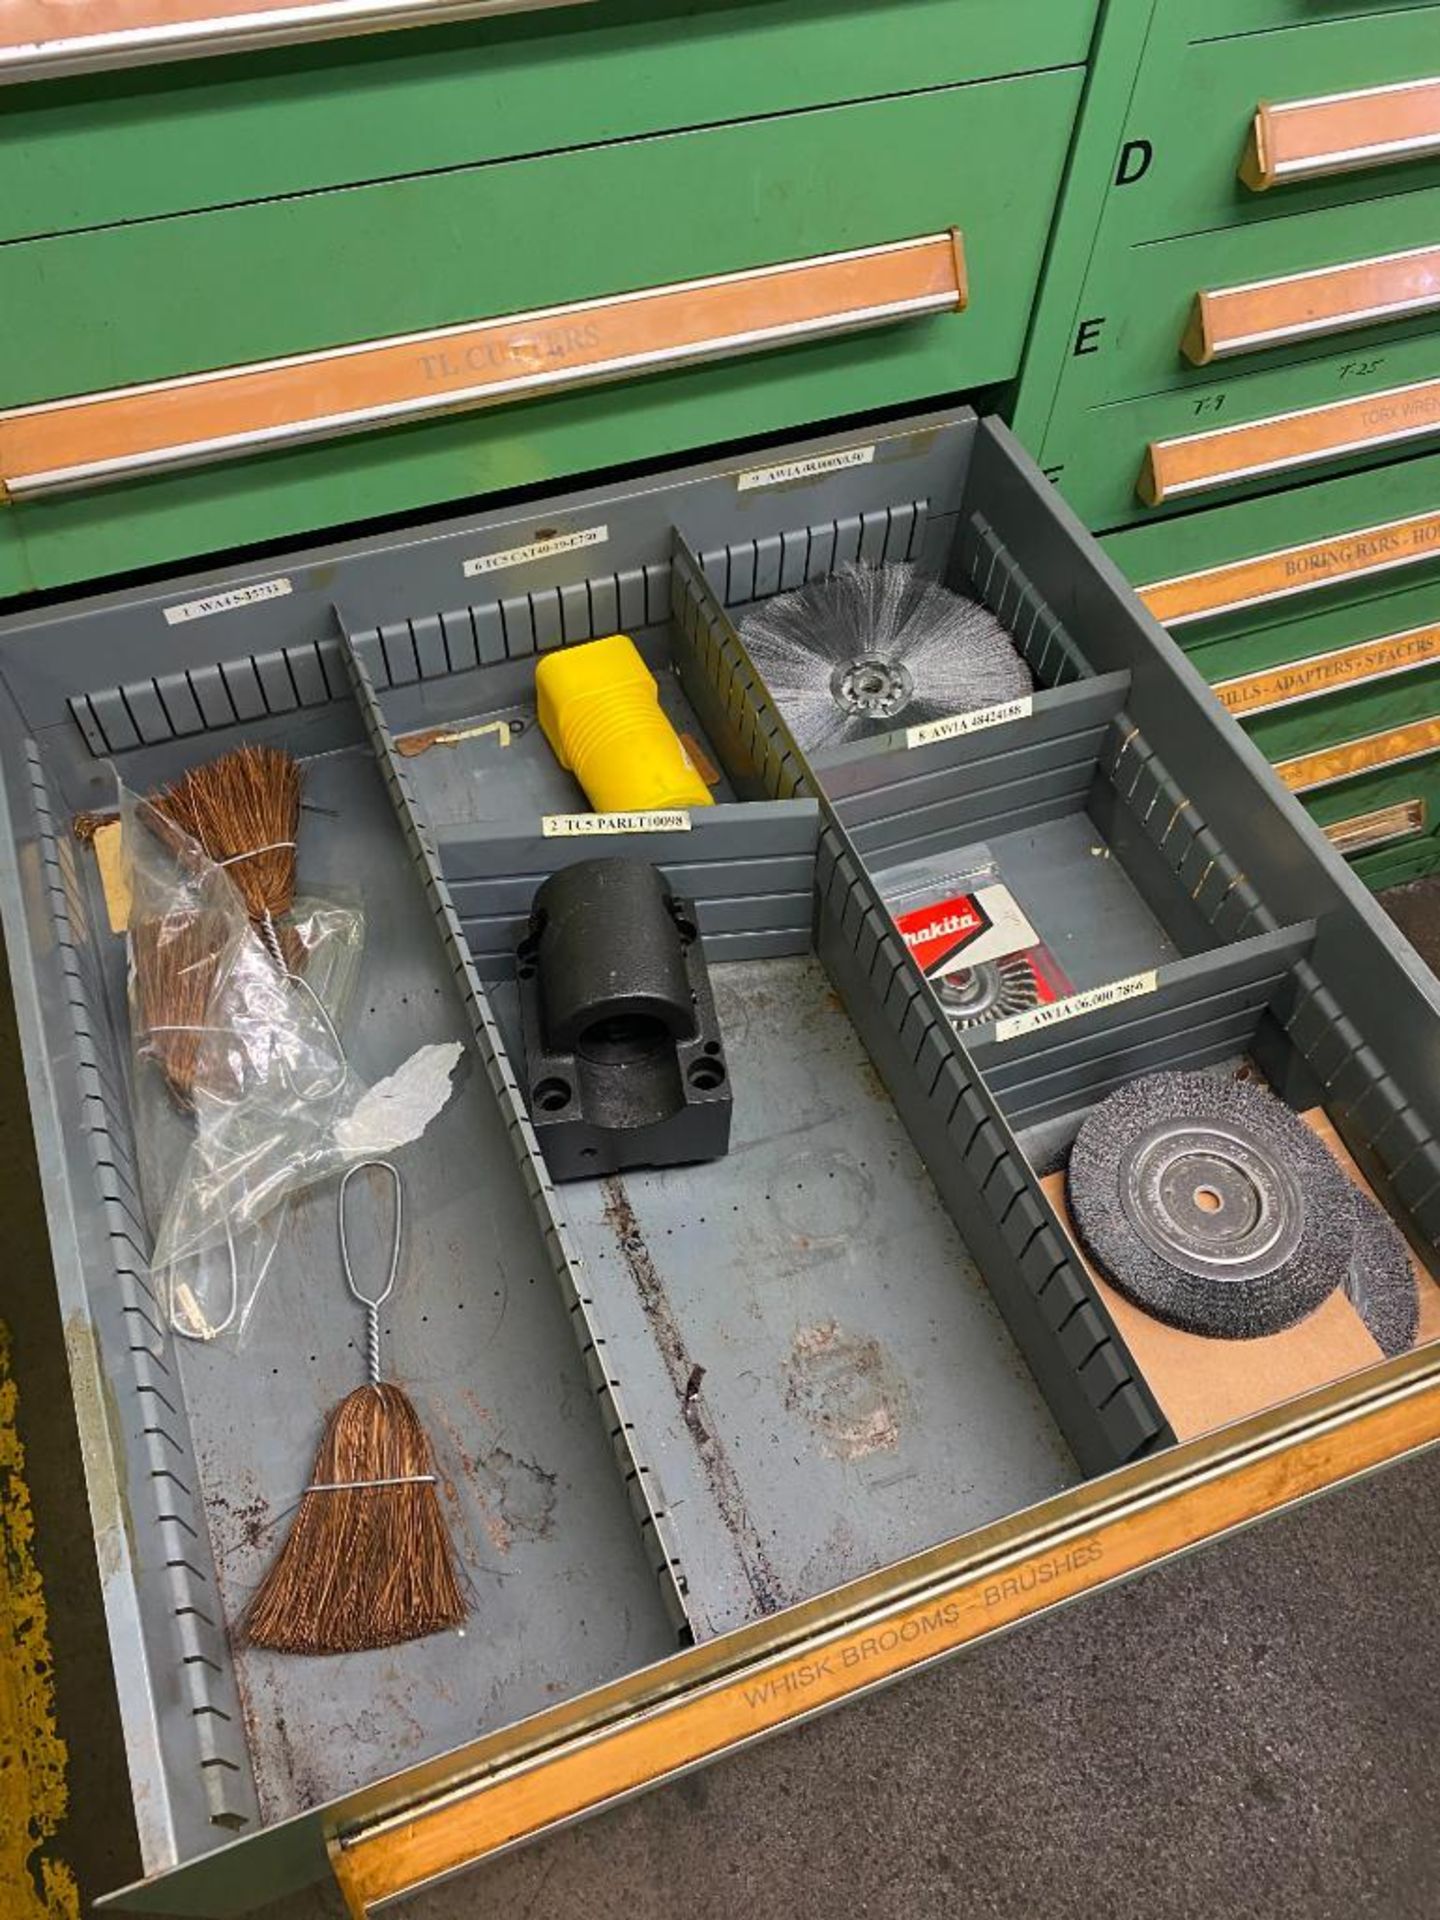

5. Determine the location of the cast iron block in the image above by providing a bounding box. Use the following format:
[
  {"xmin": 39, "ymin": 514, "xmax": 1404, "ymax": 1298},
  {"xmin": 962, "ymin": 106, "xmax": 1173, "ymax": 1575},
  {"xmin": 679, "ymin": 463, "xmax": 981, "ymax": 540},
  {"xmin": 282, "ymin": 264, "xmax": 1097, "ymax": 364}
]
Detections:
[{"xmin": 516, "ymin": 857, "xmax": 732, "ymax": 1180}]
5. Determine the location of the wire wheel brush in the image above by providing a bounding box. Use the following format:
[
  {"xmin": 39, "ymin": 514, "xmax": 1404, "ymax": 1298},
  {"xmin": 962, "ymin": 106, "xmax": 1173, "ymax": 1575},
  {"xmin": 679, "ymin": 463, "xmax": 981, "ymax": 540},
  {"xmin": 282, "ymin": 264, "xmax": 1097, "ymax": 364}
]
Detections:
[
  {"xmin": 739, "ymin": 562, "xmax": 1033, "ymax": 754},
  {"xmin": 934, "ymin": 954, "xmax": 1042, "ymax": 1030},
  {"xmin": 1344, "ymin": 1186, "xmax": 1419, "ymax": 1357},
  {"xmin": 1067, "ymin": 1071, "xmax": 1358, "ymax": 1339}
]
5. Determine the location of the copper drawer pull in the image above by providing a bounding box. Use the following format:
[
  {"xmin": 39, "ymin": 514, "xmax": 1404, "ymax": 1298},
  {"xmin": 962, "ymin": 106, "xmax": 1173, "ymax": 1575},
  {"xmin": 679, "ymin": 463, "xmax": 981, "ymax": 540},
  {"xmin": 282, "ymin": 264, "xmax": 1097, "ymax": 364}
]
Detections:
[
  {"xmin": 1139, "ymin": 376, "xmax": 1440, "ymax": 506},
  {"xmin": 0, "ymin": 0, "xmax": 592, "ymax": 81},
  {"xmin": 1324, "ymin": 798, "xmax": 1427, "ymax": 856},
  {"xmin": 1276, "ymin": 717, "xmax": 1440, "ymax": 795},
  {"xmin": 1214, "ymin": 623, "xmax": 1440, "ymax": 719},
  {"xmin": 1241, "ymin": 76, "xmax": 1440, "ymax": 192},
  {"xmin": 0, "ymin": 233, "xmax": 967, "ymax": 501},
  {"xmin": 1137, "ymin": 510, "xmax": 1440, "ymax": 629},
  {"xmin": 1183, "ymin": 244, "xmax": 1440, "ymax": 365}
]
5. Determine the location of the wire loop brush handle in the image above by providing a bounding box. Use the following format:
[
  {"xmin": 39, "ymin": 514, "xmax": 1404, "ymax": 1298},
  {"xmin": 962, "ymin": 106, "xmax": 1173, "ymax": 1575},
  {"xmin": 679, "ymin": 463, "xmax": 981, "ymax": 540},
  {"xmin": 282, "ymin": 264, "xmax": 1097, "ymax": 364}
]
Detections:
[{"xmin": 339, "ymin": 1160, "xmax": 402, "ymax": 1387}]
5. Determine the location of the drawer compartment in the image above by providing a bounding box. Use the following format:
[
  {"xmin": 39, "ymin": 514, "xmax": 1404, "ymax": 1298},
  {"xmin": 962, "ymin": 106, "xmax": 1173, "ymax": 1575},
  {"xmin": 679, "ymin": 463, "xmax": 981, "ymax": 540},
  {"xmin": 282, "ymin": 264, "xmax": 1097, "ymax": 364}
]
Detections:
[
  {"xmin": 0, "ymin": 71, "xmax": 1081, "ymax": 599},
  {"xmin": 2, "ymin": 0, "xmax": 1098, "ymax": 238},
  {"xmin": 6, "ymin": 410, "xmax": 1440, "ymax": 1916}
]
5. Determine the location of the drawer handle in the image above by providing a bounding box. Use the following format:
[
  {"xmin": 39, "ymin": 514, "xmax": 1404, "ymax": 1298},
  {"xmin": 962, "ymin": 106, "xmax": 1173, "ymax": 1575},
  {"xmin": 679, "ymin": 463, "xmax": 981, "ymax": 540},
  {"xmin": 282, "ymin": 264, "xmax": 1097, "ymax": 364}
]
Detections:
[
  {"xmin": 1139, "ymin": 376, "xmax": 1440, "ymax": 506},
  {"xmin": 1240, "ymin": 76, "xmax": 1440, "ymax": 192},
  {"xmin": 1276, "ymin": 717, "xmax": 1440, "ymax": 794},
  {"xmin": 1213, "ymin": 622, "xmax": 1440, "ymax": 719},
  {"xmin": 0, "ymin": 0, "xmax": 593, "ymax": 82},
  {"xmin": 0, "ymin": 233, "xmax": 967, "ymax": 501},
  {"xmin": 1324, "ymin": 797, "xmax": 1427, "ymax": 857},
  {"xmin": 1137, "ymin": 510, "xmax": 1440, "ymax": 628},
  {"xmin": 326, "ymin": 1356, "xmax": 1440, "ymax": 1915},
  {"xmin": 1183, "ymin": 244, "xmax": 1440, "ymax": 366}
]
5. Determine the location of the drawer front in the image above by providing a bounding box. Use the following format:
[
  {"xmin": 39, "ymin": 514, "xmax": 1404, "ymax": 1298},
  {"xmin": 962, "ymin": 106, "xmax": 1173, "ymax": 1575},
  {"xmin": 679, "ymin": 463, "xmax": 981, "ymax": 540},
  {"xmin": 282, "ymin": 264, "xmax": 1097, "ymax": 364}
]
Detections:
[
  {"xmin": 1100, "ymin": 2, "xmax": 1440, "ymax": 249},
  {"xmin": 0, "ymin": 0, "xmax": 1098, "ymax": 241},
  {"xmin": 1106, "ymin": 452, "xmax": 1440, "ymax": 881},
  {"xmin": 1008, "ymin": 0, "xmax": 1440, "ymax": 532},
  {"xmin": 0, "ymin": 70, "xmax": 1082, "ymax": 598}
]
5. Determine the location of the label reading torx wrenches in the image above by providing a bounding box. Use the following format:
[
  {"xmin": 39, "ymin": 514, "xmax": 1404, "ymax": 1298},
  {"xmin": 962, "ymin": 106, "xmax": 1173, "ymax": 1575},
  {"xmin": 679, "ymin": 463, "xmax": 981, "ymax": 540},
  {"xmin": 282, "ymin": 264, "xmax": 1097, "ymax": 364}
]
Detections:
[
  {"xmin": 463, "ymin": 525, "xmax": 608, "ymax": 578},
  {"xmin": 905, "ymin": 696, "xmax": 1033, "ymax": 750},
  {"xmin": 542, "ymin": 810, "xmax": 692, "ymax": 837},
  {"xmin": 993, "ymin": 970, "xmax": 1158, "ymax": 1041},
  {"xmin": 736, "ymin": 446, "xmax": 874, "ymax": 492},
  {"xmin": 163, "ymin": 577, "xmax": 292, "ymax": 625}
]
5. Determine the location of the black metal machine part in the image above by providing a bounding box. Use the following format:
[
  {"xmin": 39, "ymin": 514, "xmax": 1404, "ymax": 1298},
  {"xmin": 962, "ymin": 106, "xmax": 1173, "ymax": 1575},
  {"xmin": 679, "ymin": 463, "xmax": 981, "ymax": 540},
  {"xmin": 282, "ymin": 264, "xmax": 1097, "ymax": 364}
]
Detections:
[{"xmin": 516, "ymin": 857, "xmax": 732, "ymax": 1180}]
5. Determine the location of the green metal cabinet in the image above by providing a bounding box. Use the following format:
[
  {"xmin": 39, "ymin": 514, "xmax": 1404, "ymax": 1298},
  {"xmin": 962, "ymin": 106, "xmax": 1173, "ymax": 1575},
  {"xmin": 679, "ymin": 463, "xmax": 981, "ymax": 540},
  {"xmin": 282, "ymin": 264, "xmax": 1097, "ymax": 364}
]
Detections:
[
  {"xmin": 0, "ymin": 16, "xmax": 1090, "ymax": 599},
  {"xmin": 1011, "ymin": 0, "xmax": 1440, "ymax": 883}
]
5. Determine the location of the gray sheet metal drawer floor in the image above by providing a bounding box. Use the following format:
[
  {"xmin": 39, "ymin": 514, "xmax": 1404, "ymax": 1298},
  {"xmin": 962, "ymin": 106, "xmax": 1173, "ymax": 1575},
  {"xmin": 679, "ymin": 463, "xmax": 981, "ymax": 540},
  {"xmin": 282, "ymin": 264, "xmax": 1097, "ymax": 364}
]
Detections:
[{"xmin": 9, "ymin": 887, "xmax": 1439, "ymax": 1918}]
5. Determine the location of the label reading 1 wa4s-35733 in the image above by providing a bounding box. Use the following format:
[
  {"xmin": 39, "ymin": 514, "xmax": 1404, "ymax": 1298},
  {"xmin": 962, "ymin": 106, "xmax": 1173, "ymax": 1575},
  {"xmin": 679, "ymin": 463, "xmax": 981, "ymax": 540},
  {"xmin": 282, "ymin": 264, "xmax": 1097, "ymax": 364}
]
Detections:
[{"xmin": 163, "ymin": 577, "xmax": 292, "ymax": 625}]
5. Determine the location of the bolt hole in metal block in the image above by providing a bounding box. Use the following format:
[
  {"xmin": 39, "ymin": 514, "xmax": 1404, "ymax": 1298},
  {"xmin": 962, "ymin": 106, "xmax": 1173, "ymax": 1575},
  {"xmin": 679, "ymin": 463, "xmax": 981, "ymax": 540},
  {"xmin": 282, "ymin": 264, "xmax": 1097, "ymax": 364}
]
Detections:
[{"xmin": 3, "ymin": 407, "xmax": 1440, "ymax": 1910}]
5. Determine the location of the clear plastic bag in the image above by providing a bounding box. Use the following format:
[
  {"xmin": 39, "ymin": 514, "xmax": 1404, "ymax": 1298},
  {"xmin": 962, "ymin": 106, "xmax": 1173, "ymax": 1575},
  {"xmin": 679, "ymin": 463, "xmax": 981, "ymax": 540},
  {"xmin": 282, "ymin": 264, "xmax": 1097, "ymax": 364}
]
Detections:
[{"xmin": 122, "ymin": 783, "xmax": 458, "ymax": 1343}]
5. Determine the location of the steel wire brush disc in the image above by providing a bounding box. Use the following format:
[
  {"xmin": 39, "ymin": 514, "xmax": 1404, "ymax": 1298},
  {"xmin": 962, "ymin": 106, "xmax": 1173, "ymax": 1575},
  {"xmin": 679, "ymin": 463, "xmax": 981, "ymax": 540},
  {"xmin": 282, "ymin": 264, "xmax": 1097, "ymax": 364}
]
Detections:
[
  {"xmin": 1344, "ymin": 1187, "xmax": 1419, "ymax": 1357},
  {"xmin": 739, "ymin": 562, "xmax": 1033, "ymax": 754},
  {"xmin": 934, "ymin": 954, "xmax": 1042, "ymax": 1029},
  {"xmin": 1067, "ymin": 1071, "xmax": 1358, "ymax": 1339}
]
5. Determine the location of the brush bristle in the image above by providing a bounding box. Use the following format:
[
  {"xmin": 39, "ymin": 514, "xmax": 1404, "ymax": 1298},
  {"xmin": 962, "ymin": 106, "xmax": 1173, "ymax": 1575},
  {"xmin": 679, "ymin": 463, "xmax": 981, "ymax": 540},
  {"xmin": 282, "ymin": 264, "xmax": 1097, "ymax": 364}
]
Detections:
[
  {"xmin": 1344, "ymin": 1187, "xmax": 1419, "ymax": 1357},
  {"xmin": 246, "ymin": 1382, "xmax": 467, "ymax": 1656},
  {"xmin": 739, "ymin": 561, "xmax": 1032, "ymax": 753},
  {"xmin": 154, "ymin": 745, "xmax": 303, "ymax": 968},
  {"xmin": 130, "ymin": 906, "xmax": 232, "ymax": 1110}
]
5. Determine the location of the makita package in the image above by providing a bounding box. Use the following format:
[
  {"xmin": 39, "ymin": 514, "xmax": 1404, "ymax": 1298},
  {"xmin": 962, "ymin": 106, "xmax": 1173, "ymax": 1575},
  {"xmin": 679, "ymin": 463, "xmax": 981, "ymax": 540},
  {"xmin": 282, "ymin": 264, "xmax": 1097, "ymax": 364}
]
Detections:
[{"xmin": 879, "ymin": 845, "xmax": 1070, "ymax": 1031}]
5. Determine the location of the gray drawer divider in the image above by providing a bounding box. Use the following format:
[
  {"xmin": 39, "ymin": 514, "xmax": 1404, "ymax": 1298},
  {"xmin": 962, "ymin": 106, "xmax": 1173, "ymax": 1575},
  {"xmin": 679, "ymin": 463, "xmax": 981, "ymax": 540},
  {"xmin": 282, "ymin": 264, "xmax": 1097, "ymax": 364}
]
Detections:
[{"xmin": 339, "ymin": 638, "xmax": 695, "ymax": 1639}]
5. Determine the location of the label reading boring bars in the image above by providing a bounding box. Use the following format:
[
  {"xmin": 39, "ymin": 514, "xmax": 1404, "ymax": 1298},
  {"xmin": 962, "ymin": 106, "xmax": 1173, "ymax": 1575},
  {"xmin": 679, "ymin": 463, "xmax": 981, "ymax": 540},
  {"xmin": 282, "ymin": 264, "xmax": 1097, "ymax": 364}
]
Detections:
[
  {"xmin": 542, "ymin": 810, "xmax": 692, "ymax": 837},
  {"xmin": 905, "ymin": 696, "xmax": 1033, "ymax": 749},
  {"xmin": 994, "ymin": 970, "xmax": 1158, "ymax": 1040}
]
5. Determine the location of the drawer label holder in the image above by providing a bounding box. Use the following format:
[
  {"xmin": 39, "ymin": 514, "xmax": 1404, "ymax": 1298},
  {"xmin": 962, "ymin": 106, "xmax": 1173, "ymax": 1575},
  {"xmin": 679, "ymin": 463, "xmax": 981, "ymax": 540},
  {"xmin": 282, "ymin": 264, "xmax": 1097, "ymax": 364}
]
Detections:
[
  {"xmin": 1137, "ymin": 510, "xmax": 1440, "ymax": 630},
  {"xmin": 0, "ymin": 233, "xmax": 967, "ymax": 501},
  {"xmin": 1214, "ymin": 625, "xmax": 1440, "ymax": 718},
  {"xmin": 327, "ymin": 1353, "xmax": 1440, "ymax": 1917}
]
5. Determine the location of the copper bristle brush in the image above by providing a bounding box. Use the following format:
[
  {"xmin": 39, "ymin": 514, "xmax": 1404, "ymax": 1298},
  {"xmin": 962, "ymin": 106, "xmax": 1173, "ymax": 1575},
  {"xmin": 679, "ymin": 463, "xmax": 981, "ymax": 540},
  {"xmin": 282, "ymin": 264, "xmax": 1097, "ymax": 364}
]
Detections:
[
  {"xmin": 246, "ymin": 1161, "xmax": 467, "ymax": 1655},
  {"xmin": 130, "ymin": 906, "xmax": 234, "ymax": 1110},
  {"xmin": 152, "ymin": 744, "xmax": 304, "ymax": 972}
]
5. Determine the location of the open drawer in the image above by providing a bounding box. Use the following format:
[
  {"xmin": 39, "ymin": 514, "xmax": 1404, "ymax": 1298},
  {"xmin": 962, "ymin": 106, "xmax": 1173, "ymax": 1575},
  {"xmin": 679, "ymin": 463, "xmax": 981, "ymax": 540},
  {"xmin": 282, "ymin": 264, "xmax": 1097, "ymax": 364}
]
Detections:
[{"xmin": 3, "ymin": 410, "xmax": 1439, "ymax": 1918}]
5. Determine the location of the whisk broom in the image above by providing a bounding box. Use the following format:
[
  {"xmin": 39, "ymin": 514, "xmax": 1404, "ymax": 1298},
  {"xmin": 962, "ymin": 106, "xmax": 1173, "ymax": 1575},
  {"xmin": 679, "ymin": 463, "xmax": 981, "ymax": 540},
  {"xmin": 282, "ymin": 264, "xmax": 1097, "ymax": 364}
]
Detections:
[
  {"xmin": 246, "ymin": 1160, "xmax": 467, "ymax": 1655},
  {"xmin": 153, "ymin": 743, "xmax": 305, "ymax": 972},
  {"xmin": 130, "ymin": 905, "xmax": 235, "ymax": 1110}
]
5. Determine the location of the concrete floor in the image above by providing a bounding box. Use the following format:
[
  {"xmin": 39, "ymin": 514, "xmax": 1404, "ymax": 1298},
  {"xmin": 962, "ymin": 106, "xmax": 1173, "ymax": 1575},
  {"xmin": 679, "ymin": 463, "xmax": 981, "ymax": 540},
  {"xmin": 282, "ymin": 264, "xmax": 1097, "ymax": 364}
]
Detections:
[{"xmin": 9, "ymin": 882, "xmax": 1440, "ymax": 1920}]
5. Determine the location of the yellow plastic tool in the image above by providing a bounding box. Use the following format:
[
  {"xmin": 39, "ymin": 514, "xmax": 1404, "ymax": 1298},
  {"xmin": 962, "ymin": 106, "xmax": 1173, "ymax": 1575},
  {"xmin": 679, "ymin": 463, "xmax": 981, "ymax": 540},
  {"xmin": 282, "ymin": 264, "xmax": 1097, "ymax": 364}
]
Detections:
[{"xmin": 535, "ymin": 633, "xmax": 714, "ymax": 814}]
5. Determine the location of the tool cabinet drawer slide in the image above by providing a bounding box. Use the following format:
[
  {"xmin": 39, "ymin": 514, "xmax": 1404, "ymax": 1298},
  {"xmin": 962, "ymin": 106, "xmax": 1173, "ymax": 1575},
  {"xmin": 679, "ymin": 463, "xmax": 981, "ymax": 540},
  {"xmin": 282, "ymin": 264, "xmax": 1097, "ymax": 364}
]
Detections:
[{"xmin": 0, "ymin": 235, "xmax": 966, "ymax": 501}]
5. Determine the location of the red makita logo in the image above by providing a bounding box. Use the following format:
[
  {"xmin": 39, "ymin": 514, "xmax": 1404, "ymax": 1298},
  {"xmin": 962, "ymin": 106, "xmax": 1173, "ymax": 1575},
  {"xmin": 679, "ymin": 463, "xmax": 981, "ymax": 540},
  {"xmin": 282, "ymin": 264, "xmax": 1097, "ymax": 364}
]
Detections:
[{"xmin": 895, "ymin": 893, "xmax": 990, "ymax": 975}]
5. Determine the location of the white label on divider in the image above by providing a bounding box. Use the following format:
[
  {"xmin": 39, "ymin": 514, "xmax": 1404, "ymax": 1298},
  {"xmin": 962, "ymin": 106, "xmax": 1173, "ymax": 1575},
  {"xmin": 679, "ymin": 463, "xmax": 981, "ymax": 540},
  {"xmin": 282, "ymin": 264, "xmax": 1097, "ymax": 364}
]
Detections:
[
  {"xmin": 542, "ymin": 810, "xmax": 692, "ymax": 837},
  {"xmin": 163, "ymin": 577, "xmax": 292, "ymax": 624},
  {"xmin": 463, "ymin": 525, "xmax": 608, "ymax": 577},
  {"xmin": 993, "ymin": 969, "xmax": 1158, "ymax": 1041},
  {"xmin": 737, "ymin": 446, "xmax": 875, "ymax": 491},
  {"xmin": 904, "ymin": 696, "xmax": 1033, "ymax": 750}
]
